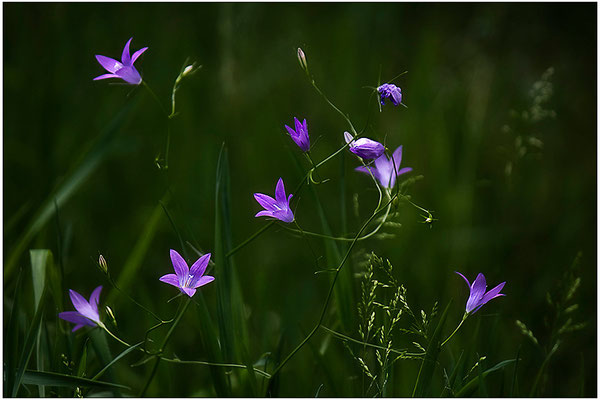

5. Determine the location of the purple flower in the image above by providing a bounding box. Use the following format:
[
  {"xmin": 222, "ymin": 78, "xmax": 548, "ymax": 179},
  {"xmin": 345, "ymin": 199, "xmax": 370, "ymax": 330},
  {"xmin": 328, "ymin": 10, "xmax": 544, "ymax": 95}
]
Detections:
[
  {"xmin": 58, "ymin": 286, "xmax": 103, "ymax": 332},
  {"xmin": 94, "ymin": 37, "xmax": 148, "ymax": 85},
  {"xmin": 254, "ymin": 177, "xmax": 294, "ymax": 223},
  {"xmin": 455, "ymin": 272, "xmax": 506, "ymax": 315},
  {"xmin": 344, "ymin": 131, "xmax": 385, "ymax": 160},
  {"xmin": 377, "ymin": 83, "xmax": 402, "ymax": 106},
  {"xmin": 159, "ymin": 250, "xmax": 215, "ymax": 297},
  {"xmin": 285, "ymin": 117, "xmax": 310, "ymax": 152},
  {"xmin": 355, "ymin": 146, "xmax": 412, "ymax": 188}
]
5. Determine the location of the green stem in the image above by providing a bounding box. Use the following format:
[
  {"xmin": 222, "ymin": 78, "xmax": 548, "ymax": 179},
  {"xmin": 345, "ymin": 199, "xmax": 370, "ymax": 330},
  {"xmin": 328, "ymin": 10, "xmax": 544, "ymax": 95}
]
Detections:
[
  {"xmin": 267, "ymin": 192, "xmax": 399, "ymax": 383},
  {"xmin": 159, "ymin": 357, "xmax": 271, "ymax": 379},
  {"xmin": 101, "ymin": 325, "xmax": 131, "ymax": 347},
  {"xmin": 142, "ymin": 81, "xmax": 168, "ymax": 117},
  {"xmin": 440, "ymin": 313, "xmax": 468, "ymax": 348},
  {"xmin": 321, "ymin": 326, "xmax": 424, "ymax": 357},
  {"xmin": 226, "ymin": 221, "xmax": 274, "ymax": 258}
]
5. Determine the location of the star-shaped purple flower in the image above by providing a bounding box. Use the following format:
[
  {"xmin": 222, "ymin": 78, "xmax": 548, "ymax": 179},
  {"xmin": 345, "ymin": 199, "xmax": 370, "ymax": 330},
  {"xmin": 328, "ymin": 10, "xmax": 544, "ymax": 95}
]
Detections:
[
  {"xmin": 285, "ymin": 117, "xmax": 310, "ymax": 152},
  {"xmin": 159, "ymin": 250, "xmax": 215, "ymax": 297},
  {"xmin": 355, "ymin": 146, "xmax": 412, "ymax": 189},
  {"xmin": 254, "ymin": 178, "xmax": 294, "ymax": 223},
  {"xmin": 58, "ymin": 286, "xmax": 103, "ymax": 332},
  {"xmin": 377, "ymin": 83, "xmax": 402, "ymax": 106},
  {"xmin": 94, "ymin": 37, "xmax": 148, "ymax": 85},
  {"xmin": 344, "ymin": 131, "xmax": 385, "ymax": 160},
  {"xmin": 455, "ymin": 272, "xmax": 506, "ymax": 315}
]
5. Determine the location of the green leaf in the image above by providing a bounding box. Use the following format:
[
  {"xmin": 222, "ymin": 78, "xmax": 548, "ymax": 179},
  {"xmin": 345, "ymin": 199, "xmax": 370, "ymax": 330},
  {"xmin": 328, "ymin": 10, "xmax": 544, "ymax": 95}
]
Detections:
[
  {"xmin": 77, "ymin": 340, "xmax": 88, "ymax": 378},
  {"xmin": 13, "ymin": 282, "xmax": 47, "ymax": 396},
  {"xmin": 4, "ymin": 269, "xmax": 24, "ymax": 397},
  {"xmin": 22, "ymin": 370, "xmax": 130, "ymax": 391},
  {"xmin": 454, "ymin": 359, "xmax": 516, "ymax": 397},
  {"xmin": 92, "ymin": 342, "xmax": 142, "ymax": 381},
  {"xmin": 5, "ymin": 100, "xmax": 137, "ymax": 280},
  {"xmin": 412, "ymin": 300, "xmax": 452, "ymax": 397},
  {"xmin": 29, "ymin": 249, "xmax": 52, "ymax": 312}
]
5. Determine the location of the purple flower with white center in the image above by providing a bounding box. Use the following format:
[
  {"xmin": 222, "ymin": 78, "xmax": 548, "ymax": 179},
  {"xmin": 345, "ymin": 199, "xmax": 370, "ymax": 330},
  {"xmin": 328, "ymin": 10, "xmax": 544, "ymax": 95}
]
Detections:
[
  {"xmin": 455, "ymin": 272, "xmax": 506, "ymax": 315},
  {"xmin": 344, "ymin": 131, "xmax": 385, "ymax": 160},
  {"xmin": 377, "ymin": 83, "xmax": 402, "ymax": 106},
  {"xmin": 159, "ymin": 250, "xmax": 215, "ymax": 297},
  {"xmin": 58, "ymin": 286, "xmax": 104, "ymax": 332},
  {"xmin": 285, "ymin": 117, "xmax": 310, "ymax": 152},
  {"xmin": 254, "ymin": 177, "xmax": 294, "ymax": 223},
  {"xmin": 94, "ymin": 37, "xmax": 148, "ymax": 85},
  {"xmin": 355, "ymin": 146, "xmax": 412, "ymax": 189}
]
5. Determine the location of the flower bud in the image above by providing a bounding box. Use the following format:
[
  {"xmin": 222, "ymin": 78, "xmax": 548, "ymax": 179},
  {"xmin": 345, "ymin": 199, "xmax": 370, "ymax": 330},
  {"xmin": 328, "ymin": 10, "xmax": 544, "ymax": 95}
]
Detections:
[
  {"xmin": 343, "ymin": 131, "xmax": 385, "ymax": 160},
  {"xmin": 105, "ymin": 305, "xmax": 117, "ymax": 327},
  {"xmin": 182, "ymin": 65, "xmax": 194, "ymax": 77},
  {"xmin": 98, "ymin": 255, "xmax": 108, "ymax": 275},
  {"xmin": 297, "ymin": 48, "xmax": 308, "ymax": 72}
]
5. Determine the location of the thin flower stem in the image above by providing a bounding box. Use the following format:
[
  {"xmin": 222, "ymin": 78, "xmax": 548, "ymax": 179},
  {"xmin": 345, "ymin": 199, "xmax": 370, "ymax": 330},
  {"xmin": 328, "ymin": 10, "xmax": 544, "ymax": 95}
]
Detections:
[
  {"xmin": 267, "ymin": 192, "xmax": 399, "ymax": 383},
  {"xmin": 226, "ymin": 221, "xmax": 275, "ymax": 258},
  {"xmin": 107, "ymin": 276, "xmax": 163, "ymax": 322},
  {"xmin": 141, "ymin": 81, "xmax": 168, "ymax": 117},
  {"xmin": 139, "ymin": 297, "xmax": 192, "ymax": 396},
  {"xmin": 321, "ymin": 325, "xmax": 424, "ymax": 357},
  {"xmin": 440, "ymin": 313, "xmax": 468, "ymax": 348},
  {"xmin": 102, "ymin": 326, "xmax": 132, "ymax": 348},
  {"xmin": 308, "ymin": 77, "xmax": 358, "ymax": 136},
  {"xmin": 158, "ymin": 357, "xmax": 272, "ymax": 379}
]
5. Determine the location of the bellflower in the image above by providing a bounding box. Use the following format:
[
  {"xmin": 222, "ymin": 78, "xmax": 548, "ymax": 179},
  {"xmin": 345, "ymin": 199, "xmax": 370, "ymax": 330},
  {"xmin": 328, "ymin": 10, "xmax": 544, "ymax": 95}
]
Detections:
[
  {"xmin": 94, "ymin": 37, "xmax": 148, "ymax": 85},
  {"xmin": 455, "ymin": 272, "xmax": 506, "ymax": 315},
  {"xmin": 344, "ymin": 131, "xmax": 385, "ymax": 160},
  {"xmin": 285, "ymin": 117, "xmax": 310, "ymax": 152},
  {"xmin": 254, "ymin": 177, "xmax": 294, "ymax": 223},
  {"xmin": 377, "ymin": 83, "xmax": 402, "ymax": 106},
  {"xmin": 160, "ymin": 250, "xmax": 215, "ymax": 297},
  {"xmin": 58, "ymin": 286, "xmax": 103, "ymax": 332},
  {"xmin": 355, "ymin": 145, "xmax": 412, "ymax": 188}
]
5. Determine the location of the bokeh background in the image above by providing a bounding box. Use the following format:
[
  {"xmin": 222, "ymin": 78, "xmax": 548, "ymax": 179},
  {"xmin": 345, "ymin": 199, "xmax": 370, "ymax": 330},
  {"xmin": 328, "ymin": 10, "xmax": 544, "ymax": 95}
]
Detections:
[{"xmin": 4, "ymin": 3, "xmax": 596, "ymax": 397}]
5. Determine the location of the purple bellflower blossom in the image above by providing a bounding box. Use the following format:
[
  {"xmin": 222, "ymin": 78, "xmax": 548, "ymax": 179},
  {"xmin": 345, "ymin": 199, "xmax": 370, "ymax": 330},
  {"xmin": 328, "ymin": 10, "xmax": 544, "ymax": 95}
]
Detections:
[
  {"xmin": 455, "ymin": 272, "xmax": 506, "ymax": 315},
  {"xmin": 377, "ymin": 83, "xmax": 402, "ymax": 106},
  {"xmin": 160, "ymin": 250, "xmax": 215, "ymax": 297},
  {"xmin": 59, "ymin": 286, "xmax": 104, "ymax": 332},
  {"xmin": 355, "ymin": 146, "xmax": 412, "ymax": 189},
  {"xmin": 285, "ymin": 117, "xmax": 310, "ymax": 152},
  {"xmin": 344, "ymin": 131, "xmax": 385, "ymax": 160},
  {"xmin": 254, "ymin": 177, "xmax": 294, "ymax": 223},
  {"xmin": 94, "ymin": 37, "xmax": 148, "ymax": 85}
]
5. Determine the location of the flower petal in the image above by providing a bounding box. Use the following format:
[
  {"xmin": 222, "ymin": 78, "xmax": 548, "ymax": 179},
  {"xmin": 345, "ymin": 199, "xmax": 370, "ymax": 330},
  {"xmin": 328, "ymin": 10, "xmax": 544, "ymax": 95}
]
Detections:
[
  {"xmin": 88, "ymin": 286, "xmax": 103, "ymax": 315},
  {"xmin": 192, "ymin": 275, "xmax": 215, "ymax": 289},
  {"xmin": 170, "ymin": 249, "xmax": 189, "ymax": 280},
  {"xmin": 466, "ymin": 273, "xmax": 487, "ymax": 312},
  {"xmin": 255, "ymin": 210, "xmax": 275, "ymax": 219},
  {"xmin": 455, "ymin": 271, "xmax": 471, "ymax": 288},
  {"xmin": 254, "ymin": 193, "xmax": 277, "ymax": 210},
  {"xmin": 69, "ymin": 290, "xmax": 98, "ymax": 322},
  {"xmin": 115, "ymin": 65, "xmax": 142, "ymax": 85},
  {"xmin": 275, "ymin": 178, "xmax": 286, "ymax": 204},
  {"xmin": 397, "ymin": 167, "xmax": 413, "ymax": 176},
  {"xmin": 95, "ymin": 55, "xmax": 122, "ymax": 74},
  {"xmin": 59, "ymin": 311, "xmax": 97, "ymax": 328},
  {"xmin": 355, "ymin": 166, "xmax": 371, "ymax": 175},
  {"xmin": 392, "ymin": 146, "xmax": 403, "ymax": 172},
  {"xmin": 284, "ymin": 124, "xmax": 297, "ymax": 139},
  {"xmin": 189, "ymin": 253, "xmax": 211, "ymax": 280},
  {"xmin": 93, "ymin": 73, "xmax": 120, "ymax": 81},
  {"xmin": 480, "ymin": 281, "xmax": 506, "ymax": 305},
  {"xmin": 121, "ymin": 37, "xmax": 133, "ymax": 65},
  {"xmin": 131, "ymin": 47, "xmax": 148, "ymax": 64},
  {"xmin": 181, "ymin": 287, "xmax": 197, "ymax": 297},
  {"xmin": 159, "ymin": 273, "xmax": 181, "ymax": 288},
  {"xmin": 294, "ymin": 117, "xmax": 303, "ymax": 136},
  {"xmin": 391, "ymin": 87, "xmax": 402, "ymax": 105}
]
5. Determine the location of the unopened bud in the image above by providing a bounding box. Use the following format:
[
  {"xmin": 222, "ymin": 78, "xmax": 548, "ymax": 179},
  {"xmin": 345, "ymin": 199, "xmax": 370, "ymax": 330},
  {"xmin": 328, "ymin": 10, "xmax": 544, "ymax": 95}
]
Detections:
[
  {"xmin": 98, "ymin": 255, "xmax": 108, "ymax": 274},
  {"xmin": 182, "ymin": 65, "xmax": 194, "ymax": 77},
  {"xmin": 105, "ymin": 305, "xmax": 117, "ymax": 327},
  {"xmin": 297, "ymin": 48, "xmax": 308, "ymax": 72}
]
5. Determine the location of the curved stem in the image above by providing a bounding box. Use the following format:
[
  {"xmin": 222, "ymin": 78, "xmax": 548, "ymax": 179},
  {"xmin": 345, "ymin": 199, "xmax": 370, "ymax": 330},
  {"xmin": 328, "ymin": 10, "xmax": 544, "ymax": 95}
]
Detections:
[
  {"xmin": 226, "ymin": 222, "xmax": 274, "ymax": 258},
  {"xmin": 440, "ymin": 313, "xmax": 468, "ymax": 348},
  {"xmin": 159, "ymin": 357, "xmax": 271, "ymax": 379},
  {"xmin": 141, "ymin": 81, "xmax": 168, "ymax": 117},
  {"xmin": 102, "ymin": 325, "xmax": 131, "ymax": 347},
  {"xmin": 108, "ymin": 276, "xmax": 163, "ymax": 322}
]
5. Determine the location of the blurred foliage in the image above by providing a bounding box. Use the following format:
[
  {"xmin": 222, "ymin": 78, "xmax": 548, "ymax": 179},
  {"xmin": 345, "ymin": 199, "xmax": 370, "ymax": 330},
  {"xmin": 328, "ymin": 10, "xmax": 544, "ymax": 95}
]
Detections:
[{"xmin": 3, "ymin": 3, "xmax": 596, "ymax": 397}]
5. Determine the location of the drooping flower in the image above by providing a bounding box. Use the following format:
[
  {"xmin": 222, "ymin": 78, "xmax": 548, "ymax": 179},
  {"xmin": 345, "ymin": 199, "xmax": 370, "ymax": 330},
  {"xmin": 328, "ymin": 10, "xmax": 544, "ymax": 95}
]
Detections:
[
  {"xmin": 94, "ymin": 37, "xmax": 148, "ymax": 85},
  {"xmin": 344, "ymin": 131, "xmax": 385, "ymax": 160},
  {"xmin": 355, "ymin": 146, "xmax": 412, "ymax": 188},
  {"xmin": 285, "ymin": 117, "xmax": 310, "ymax": 152},
  {"xmin": 159, "ymin": 250, "xmax": 215, "ymax": 297},
  {"xmin": 58, "ymin": 286, "xmax": 103, "ymax": 332},
  {"xmin": 254, "ymin": 177, "xmax": 294, "ymax": 223},
  {"xmin": 455, "ymin": 272, "xmax": 506, "ymax": 315},
  {"xmin": 377, "ymin": 83, "xmax": 402, "ymax": 106}
]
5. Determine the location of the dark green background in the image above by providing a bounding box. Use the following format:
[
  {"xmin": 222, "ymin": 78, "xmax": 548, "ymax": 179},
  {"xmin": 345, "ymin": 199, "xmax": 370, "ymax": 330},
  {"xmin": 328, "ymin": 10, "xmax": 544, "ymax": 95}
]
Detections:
[{"xmin": 4, "ymin": 3, "xmax": 596, "ymax": 397}]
